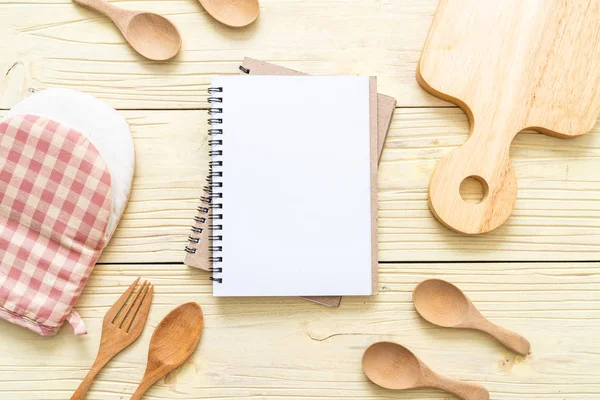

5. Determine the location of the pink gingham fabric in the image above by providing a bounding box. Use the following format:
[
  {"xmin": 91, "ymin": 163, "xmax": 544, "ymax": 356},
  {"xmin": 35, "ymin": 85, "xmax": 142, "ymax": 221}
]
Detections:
[{"xmin": 0, "ymin": 114, "xmax": 112, "ymax": 336}]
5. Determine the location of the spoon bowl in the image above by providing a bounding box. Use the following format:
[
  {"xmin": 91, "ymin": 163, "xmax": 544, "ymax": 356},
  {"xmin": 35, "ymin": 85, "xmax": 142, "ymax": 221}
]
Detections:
[
  {"xmin": 362, "ymin": 341, "xmax": 489, "ymax": 400},
  {"xmin": 198, "ymin": 0, "xmax": 260, "ymax": 27},
  {"xmin": 362, "ymin": 341, "xmax": 421, "ymax": 390},
  {"xmin": 147, "ymin": 302, "xmax": 203, "ymax": 367},
  {"xmin": 413, "ymin": 278, "xmax": 470, "ymax": 327},
  {"xmin": 73, "ymin": 0, "xmax": 182, "ymax": 61},
  {"xmin": 126, "ymin": 13, "xmax": 182, "ymax": 61},
  {"xmin": 413, "ymin": 279, "xmax": 531, "ymax": 355}
]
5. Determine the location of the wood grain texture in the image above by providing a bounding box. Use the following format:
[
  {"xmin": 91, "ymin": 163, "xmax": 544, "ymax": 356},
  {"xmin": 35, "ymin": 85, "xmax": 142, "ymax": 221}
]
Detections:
[
  {"xmin": 0, "ymin": 262, "xmax": 598, "ymax": 399},
  {"xmin": 2, "ymin": 108, "xmax": 595, "ymax": 263},
  {"xmin": 419, "ymin": 0, "xmax": 600, "ymax": 234},
  {"xmin": 1, "ymin": 2, "xmax": 599, "ymax": 398},
  {"xmin": 379, "ymin": 108, "xmax": 600, "ymax": 261},
  {"xmin": 0, "ymin": 0, "xmax": 442, "ymax": 109}
]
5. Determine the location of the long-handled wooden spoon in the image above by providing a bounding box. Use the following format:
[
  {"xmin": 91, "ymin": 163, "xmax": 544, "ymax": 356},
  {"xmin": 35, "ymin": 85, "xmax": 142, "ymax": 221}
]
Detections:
[
  {"xmin": 363, "ymin": 341, "xmax": 489, "ymax": 400},
  {"xmin": 73, "ymin": 0, "xmax": 182, "ymax": 60},
  {"xmin": 130, "ymin": 302, "xmax": 204, "ymax": 400},
  {"xmin": 413, "ymin": 279, "xmax": 530, "ymax": 355},
  {"xmin": 198, "ymin": 0, "xmax": 260, "ymax": 27},
  {"xmin": 71, "ymin": 278, "xmax": 153, "ymax": 400}
]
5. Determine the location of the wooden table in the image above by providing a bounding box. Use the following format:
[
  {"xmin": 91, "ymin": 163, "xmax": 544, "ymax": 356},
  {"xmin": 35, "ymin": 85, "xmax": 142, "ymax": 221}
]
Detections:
[{"xmin": 1, "ymin": 1, "xmax": 599, "ymax": 399}]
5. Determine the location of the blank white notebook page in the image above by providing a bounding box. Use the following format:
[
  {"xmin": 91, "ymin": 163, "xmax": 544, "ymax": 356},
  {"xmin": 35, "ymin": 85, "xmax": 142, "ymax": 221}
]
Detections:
[{"xmin": 212, "ymin": 75, "xmax": 373, "ymax": 296}]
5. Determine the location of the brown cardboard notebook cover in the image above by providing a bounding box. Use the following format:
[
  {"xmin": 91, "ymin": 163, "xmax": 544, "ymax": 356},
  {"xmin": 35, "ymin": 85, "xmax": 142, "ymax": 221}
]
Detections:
[{"xmin": 184, "ymin": 58, "xmax": 396, "ymax": 306}]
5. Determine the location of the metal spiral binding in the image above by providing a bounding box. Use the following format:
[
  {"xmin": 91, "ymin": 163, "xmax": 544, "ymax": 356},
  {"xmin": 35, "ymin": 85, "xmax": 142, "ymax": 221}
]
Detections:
[
  {"xmin": 184, "ymin": 176, "xmax": 210, "ymax": 254},
  {"xmin": 185, "ymin": 86, "xmax": 225, "ymax": 286},
  {"xmin": 207, "ymin": 86, "xmax": 224, "ymax": 283}
]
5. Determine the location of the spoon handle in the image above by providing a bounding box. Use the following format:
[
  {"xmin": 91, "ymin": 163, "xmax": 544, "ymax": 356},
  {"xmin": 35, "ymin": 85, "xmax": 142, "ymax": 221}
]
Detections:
[
  {"xmin": 72, "ymin": 0, "xmax": 116, "ymax": 16},
  {"xmin": 72, "ymin": 0, "xmax": 133, "ymax": 32},
  {"xmin": 433, "ymin": 374, "xmax": 489, "ymax": 400},
  {"xmin": 129, "ymin": 372, "xmax": 163, "ymax": 400},
  {"xmin": 478, "ymin": 319, "xmax": 531, "ymax": 356}
]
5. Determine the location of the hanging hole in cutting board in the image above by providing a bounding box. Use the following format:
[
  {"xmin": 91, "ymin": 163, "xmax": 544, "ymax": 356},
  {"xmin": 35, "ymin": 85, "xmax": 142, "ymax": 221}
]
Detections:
[{"xmin": 459, "ymin": 176, "xmax": 488, "ymax": 204}]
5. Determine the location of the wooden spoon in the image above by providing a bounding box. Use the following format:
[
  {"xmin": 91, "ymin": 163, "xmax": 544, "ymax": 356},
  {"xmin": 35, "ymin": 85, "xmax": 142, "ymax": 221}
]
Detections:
[
  {"xmin": 130, "ymin": 302, "xmax": 204, "ymax": 400},
  {"xmin": 362, "ymin": 341, "xmax": 489, "ymax": 400},
  {"xmin": 198, "ymin": 0, "xmax": 260, "ymax": 27},
  {"xmin": 413, "ymin": 279, "xmax": 530, "ymax": 355},
  {"xmin": 73, "ymin": 0, "xmax": 181, "ymax": 60}
]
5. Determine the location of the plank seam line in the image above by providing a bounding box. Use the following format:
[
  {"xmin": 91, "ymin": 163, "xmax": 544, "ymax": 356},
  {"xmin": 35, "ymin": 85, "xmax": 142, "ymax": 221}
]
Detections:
[
  {"xmin": 96, "ymin": 259, "xmax": 600, "ymax": 266},
  {"xmin": 1, "ymin": 106, "xmax": 457, "ymax": 112}
]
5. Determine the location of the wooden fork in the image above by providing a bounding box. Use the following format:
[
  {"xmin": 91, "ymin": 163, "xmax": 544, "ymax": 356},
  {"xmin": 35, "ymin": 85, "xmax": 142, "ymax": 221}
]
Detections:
[{"xmin": 71, "ymin": 277, "xmax": 154, "ymax": 400}]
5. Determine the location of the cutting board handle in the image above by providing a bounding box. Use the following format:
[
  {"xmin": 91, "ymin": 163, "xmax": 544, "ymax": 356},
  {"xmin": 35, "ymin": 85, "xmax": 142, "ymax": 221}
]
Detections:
[{"xmin": 428, "ymin": 124, "xmax": 518, "ymax": 234}]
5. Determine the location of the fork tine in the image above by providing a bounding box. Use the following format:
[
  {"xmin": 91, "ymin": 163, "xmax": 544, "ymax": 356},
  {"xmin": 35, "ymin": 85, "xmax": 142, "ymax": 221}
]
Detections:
[
  {"xmin": 125, "ymin": 283, "xmax": 154, "ymax": 334},
  {"xmin": 113, "ymin": 280, "xmax": 147, "ymax": 328},
  {"xmin": 104, "ymin": 277, "xmax": 140, "ymax": 323},
  {"xmin": 122, "ymin": 281, "xmax": 150, "ymax": 332}
]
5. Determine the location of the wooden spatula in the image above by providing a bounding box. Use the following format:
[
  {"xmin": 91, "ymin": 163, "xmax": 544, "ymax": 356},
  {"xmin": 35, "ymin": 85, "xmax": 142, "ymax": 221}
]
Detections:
[
  {"xmin": 418, "ymin": 0, "xmax": 600, "ymax": 234},
  {"xmin": 71, "ymin": 278, "xmax": 153, "ymax": 400},
  {"xmin": 130, "ymin": 302, "xmax": 204, "ymax": 399}
]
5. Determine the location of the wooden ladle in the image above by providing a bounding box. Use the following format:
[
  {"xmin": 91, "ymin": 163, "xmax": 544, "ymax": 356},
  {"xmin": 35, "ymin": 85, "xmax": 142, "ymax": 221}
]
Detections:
[
  {"xmin": 413, "ymin": 279, "xmax": 530, "ymax": 355},
  {"xmin": 73, "ymin": 0, "xmax": 181, "ymax": 61},
  {"xmin": 363, "ymin": 341, "xmax": 489, "ymax": 400},
  {"xmin": 198, "ymin": 0, "xmax": 260, "ymax": 27},
  {"xmin": 130, "ymin": 303, "xmax": 204, "ymax": 399}
]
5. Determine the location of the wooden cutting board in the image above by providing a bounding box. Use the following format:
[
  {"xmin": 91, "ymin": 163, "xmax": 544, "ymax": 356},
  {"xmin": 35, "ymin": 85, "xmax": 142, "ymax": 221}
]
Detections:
[{"xmin": 418, "ymin": 0, "xmax": 600, "ymax": 234}]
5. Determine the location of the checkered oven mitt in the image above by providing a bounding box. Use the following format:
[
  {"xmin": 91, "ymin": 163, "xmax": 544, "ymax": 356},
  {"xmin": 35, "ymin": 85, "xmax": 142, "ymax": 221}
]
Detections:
[{"xmin": 0, "ymin": 114, "xmax": 112, "ymax": 336}]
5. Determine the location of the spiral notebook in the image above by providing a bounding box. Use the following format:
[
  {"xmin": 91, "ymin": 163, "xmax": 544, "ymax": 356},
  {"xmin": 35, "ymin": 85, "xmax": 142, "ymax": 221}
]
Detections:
[
  {"xmin": 185, "ymin": 59, "xmax": 396, "ymax": 303},
  {"xmin": 197, "ymin": 75, "xmax": 378, "ymax": 297}
]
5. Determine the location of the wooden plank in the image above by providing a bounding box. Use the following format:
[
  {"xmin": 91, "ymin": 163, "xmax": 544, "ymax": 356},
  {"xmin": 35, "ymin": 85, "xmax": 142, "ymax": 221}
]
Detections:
[
  {"xmin": 0, "ymin": 262, "xmax": 598, "ymax": 399},
  {"xmin": 0, "ymin": 0, "xmax": 444, "ymax": 109},
  {"xmin": 3, "ymin": 108, "xmax": 599, "ymax": 263},
  {"xmin": 379, "ymin": 108, "xmax": 600, "ymax": 261},
  {"xmin": 108, "ymin": 108, "xmax": 600, "ymax": 263}
]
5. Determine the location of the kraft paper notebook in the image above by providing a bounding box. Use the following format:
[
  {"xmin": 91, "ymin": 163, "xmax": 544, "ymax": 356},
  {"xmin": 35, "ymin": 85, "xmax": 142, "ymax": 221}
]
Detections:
[{"xmin": 185, "ymin": 59, "xmax": 397, "ymax": 303}]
